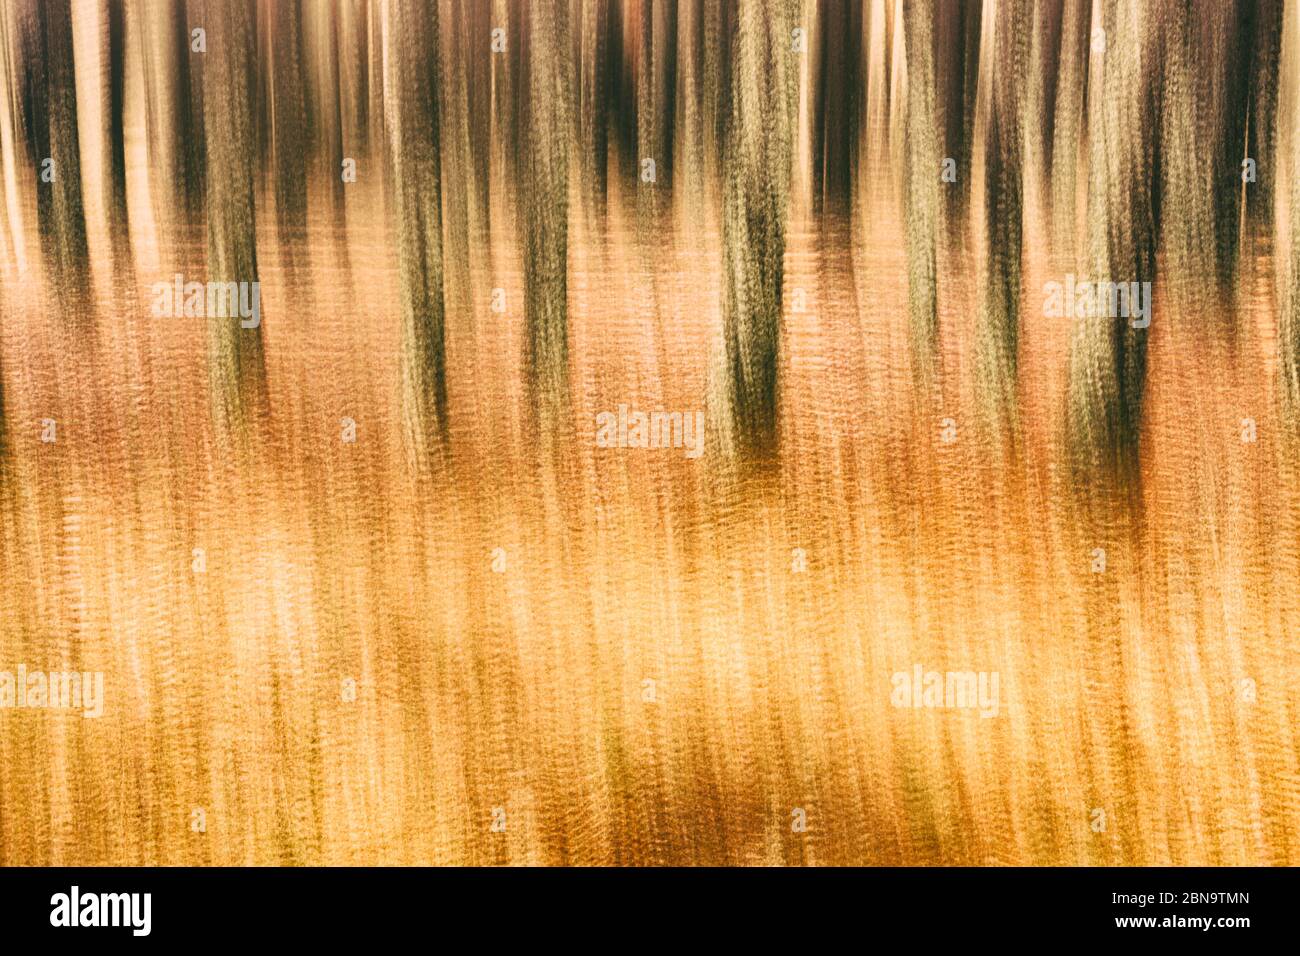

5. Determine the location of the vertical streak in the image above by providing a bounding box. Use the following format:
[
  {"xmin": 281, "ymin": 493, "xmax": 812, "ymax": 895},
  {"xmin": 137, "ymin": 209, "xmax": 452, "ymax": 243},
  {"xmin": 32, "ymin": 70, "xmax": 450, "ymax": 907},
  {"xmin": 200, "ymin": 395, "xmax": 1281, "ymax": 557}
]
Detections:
[
  {"xmin": 136, "ymin": 0, "xmax": 204, "ymax": 232},
  {"xmin": 1065, "ymin": 0, "xmax": 1160, "ymax": 482},
  {"xmin": 264, "ymin": 0, "xmax": 308, "ymax": 249},
  {"xmin": 935, "ymin": 0, "xmax": 980, "ymax": 235},
  {"xmin": 1048, "ymin": 0, "xmax": 1089, "ymax": 251},
  {"xmin": 380, "ymin": 0, "xmax": 446, "ymax": 449},
  {"xmin": 713, "ymin": 0, "xmax": 798, "ymax": 464},
  {"xmin": 902, "ymin": 0, "xmax": 940, "ymax": 392},
  {"xmin": 200, "ymin": 0, "xmax": 266, "ymax": 435},
  {"xmin": 577, "ymin": 0, "xmax": 611, "ymax": 218},
  {"xmin": 1278, "ymin": 0, "xmax": 1300, "ymax": 419},
  {"xmin": 19, "ymin": 0, "xmax": 91, "ymax": 311},
  {"xmin": 520, "ymin": 0, "xmax": 572, "ymax": 427},
  {"xmin": 974, "ymin": 0, "xmax": 1029, "ymax": 433}
]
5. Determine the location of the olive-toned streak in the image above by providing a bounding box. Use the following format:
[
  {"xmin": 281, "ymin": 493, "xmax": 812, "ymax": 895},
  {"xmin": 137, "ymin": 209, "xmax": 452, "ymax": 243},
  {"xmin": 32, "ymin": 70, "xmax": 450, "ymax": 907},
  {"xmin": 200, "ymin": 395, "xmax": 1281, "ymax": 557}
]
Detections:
[
  {"xmin": 901, "ymin": 0, "xmax": 940, "ymax": 393},
  {"xmin": 1242, "ymin": 1, "xmax": 1282, "ymax": 230},
  {"xmin": 1158, "ymin": 0, "xmax": 1257, "ymax": 309},
  {"xmin": 519, "ymin": 0, "xmax": 572, "ymax": 424},
  {"xmin": 713, "ymin": 0, "xmax": 797, "ymax": 464},
  {"xmin": 1065, "ymin": 0, "xmax": 1159, "ymax": 482},
  {"xmin": 934, "ymin": 0, "xmax": 980, "ymax": 236},
  {"xmin": 576, "ymin": 0, "xmax": 611, "ymax": 219},
  {"xmin": 0, "ymin": 8, "xmax": 13, "ymax": 456},
  {"xmin": 973, "ymin": 0, "xmax": 1029, "ymax": 433},
  {"xmin": 380, "ymin": 0, "xmax": 447, "ymax": 447},
  {"xmin": 460, "ymin": 0, "xmax": 492, "ymax": 238},
  {"xmin": 439, "ymin": 0, "xmax": 486, "ymax": 316},
  {"xmin": 1278, "ymin": 0, "xmax": 1300, "ymax": 419},
  {"xmin": 199, "ymin": 0, "xmax": 267, "ymax": 436}
]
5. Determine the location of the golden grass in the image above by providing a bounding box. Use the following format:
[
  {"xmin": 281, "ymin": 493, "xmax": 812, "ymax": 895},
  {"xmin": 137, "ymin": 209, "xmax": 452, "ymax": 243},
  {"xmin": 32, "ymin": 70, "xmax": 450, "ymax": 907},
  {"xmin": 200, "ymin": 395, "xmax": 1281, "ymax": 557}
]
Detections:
[{"xmin": 0, "ymin": 0, "xmax": 1295, "ymax": 865}]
